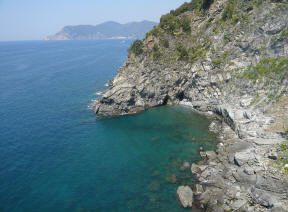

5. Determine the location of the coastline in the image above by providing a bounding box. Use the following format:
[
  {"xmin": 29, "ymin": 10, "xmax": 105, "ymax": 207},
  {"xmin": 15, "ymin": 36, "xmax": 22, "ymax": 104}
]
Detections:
[
  {"xmin": 92, "ymin": 0, "xmax": 288, "ymax": 210},
  {"xmin": 189, "ymin": 102, "xmax": 288, "ymax": 211}
]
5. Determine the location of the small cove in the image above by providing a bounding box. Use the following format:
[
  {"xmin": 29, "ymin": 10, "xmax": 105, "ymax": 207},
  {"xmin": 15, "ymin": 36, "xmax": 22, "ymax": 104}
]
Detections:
[{"xmin": 0, "ymin": 40, "xmax": 218, "ymax": 212}]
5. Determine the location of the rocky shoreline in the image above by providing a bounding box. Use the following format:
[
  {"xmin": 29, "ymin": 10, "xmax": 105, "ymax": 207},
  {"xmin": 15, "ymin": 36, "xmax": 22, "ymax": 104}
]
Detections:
[
  {"xmin": 181, "ymin": 103, "xmax": 288, "ymax": 211},
  {"xmin": 93, "ymin": 0, "xmax": 288, "ymax": 211}
]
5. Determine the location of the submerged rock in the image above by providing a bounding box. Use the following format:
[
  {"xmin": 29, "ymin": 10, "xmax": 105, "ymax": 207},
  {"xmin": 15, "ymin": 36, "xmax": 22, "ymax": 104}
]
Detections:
[
  {"xmin": 180, "ymin": 161, "xmax": 190, "ymax": 171},
  {"xmin": 177, "ymin": 186, "xmax": 193, "ymax": 208},
  {"xmin": 165, "ymin": 174, "xmax": 177, "ymax": 184}
]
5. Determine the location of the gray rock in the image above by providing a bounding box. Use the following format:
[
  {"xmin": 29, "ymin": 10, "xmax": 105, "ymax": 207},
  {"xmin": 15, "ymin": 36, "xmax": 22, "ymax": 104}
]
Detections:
[
  {"xmin": 234, "ymin": 148, "xmax": 255, "ymax": 166},
  {"xmin": 206, "ymin": 151, "xmax": 217, "ymax": 161},
  {"xmin": 231, "ymin": 199, "xmax": 247, "ymax": 210},
  {"xmin": 250, "ymin": 187, "xmax": 275, "ymax": 208},
  {"xmin": 176, "ymin": 186, "xmax": 193, "ymax": 208}
]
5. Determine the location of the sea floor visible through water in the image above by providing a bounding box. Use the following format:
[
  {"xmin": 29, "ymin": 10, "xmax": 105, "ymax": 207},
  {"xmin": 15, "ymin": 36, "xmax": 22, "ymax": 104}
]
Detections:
[{"xmin": 0, "ymin": 40, "xmax": 218, "ymax": 212}]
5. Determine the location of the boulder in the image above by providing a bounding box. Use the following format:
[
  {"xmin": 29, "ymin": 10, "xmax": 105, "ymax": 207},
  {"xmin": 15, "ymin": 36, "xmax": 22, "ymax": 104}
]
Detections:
[
  {"xmin": 234, "ymin": 148, "xmax": 255, "ymax": 166},
  {"xmin": 176, "ymin": 186, "xmax": 193, "ymax": 208},
  {"xmin": 206, "ymin": 151, "xmax": 217, "ymax": 161}
]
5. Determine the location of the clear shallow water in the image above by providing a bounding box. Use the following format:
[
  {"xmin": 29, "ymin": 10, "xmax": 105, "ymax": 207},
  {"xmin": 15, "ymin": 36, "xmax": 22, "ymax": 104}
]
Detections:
[{"xmin": 0, "ymin": 40, "xmax": 217, "ymax": 212}]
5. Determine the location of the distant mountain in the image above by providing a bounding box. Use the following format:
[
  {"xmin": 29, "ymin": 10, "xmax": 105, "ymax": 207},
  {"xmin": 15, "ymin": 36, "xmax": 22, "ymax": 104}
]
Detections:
[{"xmin": 46, "ymin": 21, "xmax": 158, "ymax": 40}]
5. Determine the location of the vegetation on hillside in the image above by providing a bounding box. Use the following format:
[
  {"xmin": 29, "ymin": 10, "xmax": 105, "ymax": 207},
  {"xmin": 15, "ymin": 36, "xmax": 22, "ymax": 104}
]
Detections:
[
  {"xmin": 276, "ymin": 140, "xmax": 288, "ymax": 175},
  {"xmin": 242, "ymin": 57, "xmax": 288, "ymax": 81},
  {"xmin": 129, "ymin": 40, "xmax": 144, "ymax": 56}
]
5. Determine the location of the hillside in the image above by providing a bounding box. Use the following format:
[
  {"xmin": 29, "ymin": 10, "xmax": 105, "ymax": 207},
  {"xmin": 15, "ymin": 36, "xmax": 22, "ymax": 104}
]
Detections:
[
  {"xmin": 93, "ymin": 0, "xmax": 288, "ymax": 211},
  {"xmin": 46, "ymin": 21, "xmax": 157, "ymax": 40}
]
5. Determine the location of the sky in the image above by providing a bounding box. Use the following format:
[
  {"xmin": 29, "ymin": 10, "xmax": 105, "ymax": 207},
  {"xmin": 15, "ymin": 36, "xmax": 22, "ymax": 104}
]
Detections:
[{"xmin": 0, "ymin": 0, "xmax": 188, "ymax": 41}]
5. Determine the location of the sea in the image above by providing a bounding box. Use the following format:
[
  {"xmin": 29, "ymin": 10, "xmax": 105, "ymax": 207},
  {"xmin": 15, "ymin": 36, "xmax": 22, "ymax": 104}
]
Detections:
[{"xmin": 0, "ymin": 40, "xmax": 218, "ymax": 212}]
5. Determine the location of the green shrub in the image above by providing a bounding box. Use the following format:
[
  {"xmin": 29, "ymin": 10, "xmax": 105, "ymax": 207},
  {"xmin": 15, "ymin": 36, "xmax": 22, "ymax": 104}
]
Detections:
[
  {"xmin": 202, "ymin": 0, "xmax": 214, "ymax": 10},
  {"xmin": 160, "ymin": 39, "xmax": 169, "ymax": 48},
  {"xmin": 176, "ymin": 43, "xmax": 189, "ymax": 61},
  {"xmin": 222, "ymin": 0, "xmax": 237, "ymax": 21},
  {"xmin": 148, "ymin": 26, "xmax": 161, "ymax": 37},
  {"xmin": 190, "ymin": 47, "xmax": 207, "ymax": 63},
  {"xmin": 160, "ymin": 14, "xmax": 177, "ymax": 34},
  {"xmin": 242, "ymin": 57, "xmax": 288, "ymax": 80},
  {"xmin": 213, "ymin": 27, "xmax": 219, "ymax": 34},
  {"xmin": 129, "ymin": 40, "xmax": 144, "ymax": 56},
  {"xmin": 212, "ymin": 57, "xmax": 222, "ymax": 67},
  {"xmin": 179, "ymin": 16, "xmax": 191, "ymax": 33},
  {"xmin": 152, "ymin": 44, "xmax": 162, "ymax": 60},
  {"xmin": 224, "ymin": 33, "xmax": 231, "ymax": 42},
  {"xmin": 280, "ymin": 30, "xmax": 288, "ymax": 38}
]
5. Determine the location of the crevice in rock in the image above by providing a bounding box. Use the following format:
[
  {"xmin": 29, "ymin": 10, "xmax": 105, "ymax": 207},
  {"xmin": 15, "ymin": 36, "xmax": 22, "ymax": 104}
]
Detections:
[{"xmin": 176, "ymin": 91, "xmax": 185, "ymax": 101}]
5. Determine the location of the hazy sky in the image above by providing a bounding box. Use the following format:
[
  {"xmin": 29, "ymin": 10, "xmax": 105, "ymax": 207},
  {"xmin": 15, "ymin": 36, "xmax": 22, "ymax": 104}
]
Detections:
[{"xmin": 0, "ymin": 0, "xmax": 188, "ymax": 41}]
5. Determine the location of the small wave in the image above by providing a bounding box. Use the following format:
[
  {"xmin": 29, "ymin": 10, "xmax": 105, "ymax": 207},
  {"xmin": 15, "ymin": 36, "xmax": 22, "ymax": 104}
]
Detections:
[
  {"xmin": 105, "ymin": 83, "xmax": 109, "ymax": 87},
  {"xmin": 87, "ymin": 100, "xmax": 97, "ymax": 110},
  {"xmin": 96, "ymin": 91, "xmax": 104, "ymax": 96}
]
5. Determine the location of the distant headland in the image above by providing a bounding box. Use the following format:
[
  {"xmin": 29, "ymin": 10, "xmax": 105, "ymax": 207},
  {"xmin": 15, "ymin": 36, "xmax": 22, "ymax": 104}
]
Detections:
[{"xmin": 46, "ymin": 21, "xmax": 157, "ymax": 40}]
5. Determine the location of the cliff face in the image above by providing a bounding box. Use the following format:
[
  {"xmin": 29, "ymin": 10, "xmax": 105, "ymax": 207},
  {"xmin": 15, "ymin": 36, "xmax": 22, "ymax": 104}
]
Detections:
[{"xmin": 94, "ymin": 0, "xmax": 288, "ymax": 211}]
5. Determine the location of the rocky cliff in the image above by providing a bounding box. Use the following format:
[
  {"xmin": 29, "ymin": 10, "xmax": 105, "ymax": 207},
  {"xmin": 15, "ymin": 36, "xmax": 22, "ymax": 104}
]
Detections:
[{"xmin": 93, "ymin": 0, "xmax": 288, "ymax": 211}]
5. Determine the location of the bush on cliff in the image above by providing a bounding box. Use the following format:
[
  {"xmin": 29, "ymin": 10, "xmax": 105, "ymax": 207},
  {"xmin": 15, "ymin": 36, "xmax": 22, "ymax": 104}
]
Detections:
[
  {"xmin": 129, "ymin": 40, "xmax": 144, "ymax": 56},
  {"xmin": 160, "ymin": 39, "xmax": 169, "ymax": 48},
  {"xmin": 160, "ymin": 14, "xmax": 178, "ymax": 34},
  {"xmin": 176, "ymin": 43, "xmax": 189, "ymax": 61},
  {"xmin": 152, "ymin": 44, "xmax": 162, "ymax": 60},
  {"xmin": 221, "ymin": 0, "xmax": 237, "ymax": 21},
  {"xmin": 179, "ymin": 16, "xmax": 191, "ymax": 33},
  {"xmin": 242, "ymin": 57, "xmax": 288, "ymax": 81},
  {"xmin": 202, "ymin": 0, "xmax": 214, "ymax": 10}
]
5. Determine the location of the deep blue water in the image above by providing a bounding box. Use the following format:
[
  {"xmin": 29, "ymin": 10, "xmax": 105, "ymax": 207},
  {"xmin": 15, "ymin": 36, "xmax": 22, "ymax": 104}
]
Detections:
[{"xmin": 0, "ymin": 40, "xmax": 217, "ymax": 212}]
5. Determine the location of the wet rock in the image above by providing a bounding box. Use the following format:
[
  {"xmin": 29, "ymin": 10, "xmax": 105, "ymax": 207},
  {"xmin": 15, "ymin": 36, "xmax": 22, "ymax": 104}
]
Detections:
[
  {"xmin": 107, "ymin": 80, "xmax": 113, "ymax": 86},
  {"xmin": 180, "ymin": 161, "xmax": 190, "ymax": 171},
  {"xmin": 177, "ymin": 186, "xmax": 193, "ymax": 208},
  {"xmin": 200, "ymin": 151, "xmax": 207, "ymax": 159},
  {"xmin": 194, "ymin": 184, "xmax": 204, "ymax": 195},
  {"xmin": 191, "ymin": 164, "xmax": 207, "ymax": 174}
]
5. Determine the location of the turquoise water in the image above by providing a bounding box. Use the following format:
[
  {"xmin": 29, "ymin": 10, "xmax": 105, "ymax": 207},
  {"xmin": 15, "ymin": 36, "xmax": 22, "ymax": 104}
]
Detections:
[{"xmin": 0, "ymin": 40, "xmax": 217, "ymax": 212}]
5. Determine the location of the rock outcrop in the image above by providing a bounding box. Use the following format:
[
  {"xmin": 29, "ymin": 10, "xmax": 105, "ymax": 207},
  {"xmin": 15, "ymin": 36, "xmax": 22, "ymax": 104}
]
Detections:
[{"xmin": 93, "ymin": 0, "xmax": 288, "ymax": 211}]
